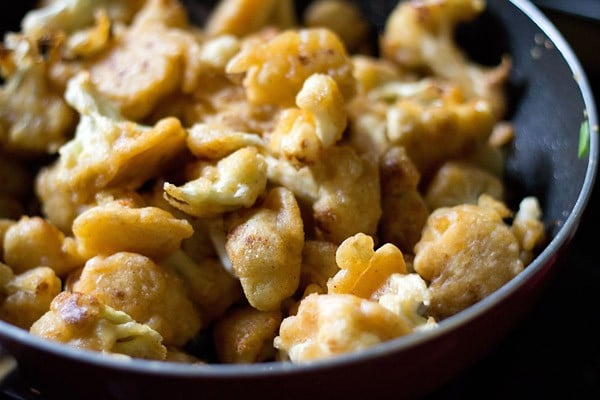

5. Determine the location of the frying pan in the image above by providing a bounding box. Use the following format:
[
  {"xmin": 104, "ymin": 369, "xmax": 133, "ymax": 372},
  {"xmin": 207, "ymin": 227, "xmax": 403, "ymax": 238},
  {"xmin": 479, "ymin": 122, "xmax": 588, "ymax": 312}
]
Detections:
[{"xmin": 0, "ymin": 1, "xmax": 598, "ymax": 399}]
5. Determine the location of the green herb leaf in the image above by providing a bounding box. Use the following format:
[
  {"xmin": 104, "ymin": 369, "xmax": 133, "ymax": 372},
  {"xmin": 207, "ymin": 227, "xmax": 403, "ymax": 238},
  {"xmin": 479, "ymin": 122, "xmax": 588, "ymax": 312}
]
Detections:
[{"xmin": 578, "ymin": 120, "xmax": 590, "ymax": 158}]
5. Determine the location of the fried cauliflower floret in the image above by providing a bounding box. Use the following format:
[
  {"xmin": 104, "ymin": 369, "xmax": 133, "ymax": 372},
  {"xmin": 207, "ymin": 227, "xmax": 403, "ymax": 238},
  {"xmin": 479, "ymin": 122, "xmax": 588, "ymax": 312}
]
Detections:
[
  {"xmin": 163, "ymin": 250, "xmax": 243, "ymax": 324},
  {"xmin": 0, "ymin": 34, "xmax": 77, "ymax": 155},
  {"xmin": 424, "ymin": 160, "xmax": 504, "ymax": 210},
  {"xmin": 3, "ymin": 216, "xmax": 83, "ymax": 276},
  {"xmin": 226, "ymin": 28, "xmax": 355, "ymax": 107},
  {"xmin": 206, "ymin": 0, "xmax": 296, "ymax": 37},
  {"xmin": 299, "ymin": 240, "xmax": 339, "ymax": 295},
  {"xmin": 213, "ymin": 305, "xmax": 282, "ymax": 364},
  {"xmin": 512, "ymin": 196, "xmax": 546, "ymax": 264},
  {"xmin": 71, "ymin": 199, "xmax": 194, "ymax": 260},
  {"xmin": 21, "ymin": 0, "xmax": 146, "ymax": 39},
  {"xmin": 163, "ymin": 146, "xmax": 267, "ymax": 218},
  {"xmin": 30, "ymin": 291, "xmax": 167, "ymax": 360},
  {"xmin": 413, "ymin": 195, "xmax": 524, "ymax": 319},
  {"xmin": 274, "ymin": 293, "xmax": 412, "ymax": 362},
  {"xmin": 266, "ymin": 145, "xmax": 381, "ymax": 244},
  {"xmin": 186, "ymin": 122, "xmax": 264, "ymax": 160},
  {"xmin": 311, "ymin": 146, "xmax": 381, "ymax": 243},
  {"xmin": 327, "ymin": 233, "xmax": 406, "ymax": 299},
  {"xmin": 378, "ymin": 146, "xmax": 429, "ymax": 253},
  {"xmin": 47, "ymin": 71, "xmax": 186, "ymax": 203},
  {"xmin": 380, "ymin": 0, "xmax": 510, "ymax": 118},
  {"xmin": 265, "ymin": 149, "xmax": 315, "ymax": 191},
  {"xmin": 87, "ymin": 1, "xmax": 205, "ymax": 121},
  {"xmin": 225, "ymin": 187, "xmax": 304, "ymax": 311},
  {"xmin": 348, "ymin": 77, "xmax": 496, "ymax": 177},
  {"xmin": 373, "ymin": 272, "xmax": 434, "ymax": 328},
  {"xmin": 0, "ymin": 264, "xmax": 62, "ymax": 329},
  {"xmin": 269, "ymin": 73, "xmax": 347, "ymax": 164},
  {"xmin": 71, "ymin": 252, "xmax": 202, "ymax": 346},
  {"xmin": 303, "ymin": 0, "xmax": 371, "ymax": 53}
]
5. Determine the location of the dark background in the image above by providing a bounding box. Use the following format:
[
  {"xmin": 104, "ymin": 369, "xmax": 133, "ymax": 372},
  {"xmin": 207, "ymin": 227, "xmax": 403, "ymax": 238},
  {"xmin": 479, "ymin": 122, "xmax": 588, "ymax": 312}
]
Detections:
[{"xmin": 429, "ymin": 5, "xmax": 600, "ymax": 398}]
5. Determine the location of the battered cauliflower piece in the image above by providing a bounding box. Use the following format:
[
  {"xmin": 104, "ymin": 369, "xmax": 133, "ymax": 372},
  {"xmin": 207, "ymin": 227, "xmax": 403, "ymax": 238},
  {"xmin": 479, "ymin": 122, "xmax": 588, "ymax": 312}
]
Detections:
[
  {"xmin": 413, "ymin": 195, "xmax": 524, "ymax": 319},
  {"xmin": 30, "ymin": 291, "xmax": 167, "ymax": 360},
  {"xmin": 0, "ymin": 34, "xmax": 77, "ymax": 155},
  {"xmin": 269, "ymin": 73, "xmax": 347, "ymax": 164},
  {"xmin": 327, "ymin": 233, "xmax": 406, "ymax": 299},
  {"xmin": 424, "ymin": 161, "xmax": 504, "ymax": 210},
  {"xmin": 163, "ymin": 250, "xmax": 243, "ymax": 323},
  {"xmin": 51, "ymin": 71, "xmax": 187, "ymax": 203},
  {"xmin": 266, "ymin": 145, "xmax": 381, "ymax": 244},
  {"xmin": 186, "ymin": 122, "xmax": 264, "ymax": 160},
  {"xmin": 226, "ymin": 28, "xmax": 355, "ymax": 107},
  {"xmin": 3, "ymin": 216, "xmax": 83, "ymax": 276},
  {"xmin": 311, "ymin": 146, "xmax": 382, "ymax": 243},
  {"xmin": 213, "ymin": 305, "xmax": 282, "ymax": 364},
  {"xmin": 0, "ymin": 264, "xmax": 62, "ymax": 329},
  {"xmin": 71, "ymin": 252, "xmax": 202, "ymax": 346},
  {"xmin": 0, "ymin": 219, "xmax": 15, "ymax": 258},
  {"xmin": 71, "ymin": 199, "xmax": 194, "ymax": 260},
  {"xmin": 512, "ymin": 197, "xmax": 546, "ymax": 264},
  {"xmin": 373, "ymin": 272, "xmax": 435, "ymax": 328},
  {"xmin": 378, "ymin": 146, "xmax": 429, "ymax": 253},
  {"xmin": 87, "ymin": 0, "xmax": 205, "ymax": 120},
  {"xmin": 348, "ymin": 77, "xmax": 496, "ymax": 177},
  {"xmin": 21, "ymin": 0, "xmax": 146, "ymax": 39},
  {"xmin": 299, "ymin": 240, "xmax": 339, "ymax": 295},
  {"xmin": 264, "ymin": 155, "xmax": 320, "ymax": 203},
  {"xmin": 274, "ymin": 293, "xmax": 412, "ymax": 362},
  {"xmin": 163, "ymin": 146, "xmax": 267, "ymax": 218},
  {"xmin": 225, "ymin": 187, "xmax": 304, "ymax": 311},
  {"xmin": 33, "ymin": 167, "xmax": 86, "ymax": 234},
  {"xmin": 206, "ymin": 0, "xmax": 296, "ymax": 37},
  {"xmin": 380, "ymin": 0, "xmax": 511, "ymax": 118},
  {"xmin": 303, "ymin": 0, "xmax": 371, "ymax": 53}
]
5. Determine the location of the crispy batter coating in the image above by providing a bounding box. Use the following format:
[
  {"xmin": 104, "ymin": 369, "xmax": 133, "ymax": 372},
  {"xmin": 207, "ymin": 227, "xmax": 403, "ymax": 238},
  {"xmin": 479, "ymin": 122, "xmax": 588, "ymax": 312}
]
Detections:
[
  {"xmin": 72, "ymin": 252, "xmax": 202, "ymax": 346},
  {"xmin": 186, "ymin": 122, "xmax": 263, "ymax": 160},
  {"xmin": 21, "ymin": 0, "xmax": 146, "ymax": 39},
  {"xmin": 0, "ymin": 34, "xmax": 77, "ymax": 155},
  {"xmin": 72, "ymin": 199, "xmax": 194, "ymax": 259},
  {"xmin": 163, "ymin": 146, "xmax": 267, "ymax": 218},
  {"xmin": 206, "ymin": 0, "xmax": 296, "ymax": 37},
  {"xmin": 378, "ymin": 146, "xmax": 429, "ymax": 253},
  {"xmin": 266, "ymin": 145, "xmax": 381, "ymax": 244},
  {"xmin": 348, "ymin": 77, "xmax": 496, "ymax": 177},
  {"xmin": 30, "ymin": 291, "xmax": 167, "ymax": 360},
  {"xmin": 299, "ymin": 240, "xmax": 339, "ymax": 295},
  {"xmin": 380, "ymin": 0, "xmax": 510, "ymax": 118},
  {"xmin": 311, "ymin": 146, "xmax": 381, "ymax": 243},
  {"xmin": 373, "ymin": 273, "xmax": 435, "ymax": 328},
  {"xmin": 225, "ymin": 187, "xmax": 304, "ymax": 311},
  {"xmin": 3, "ymin": 216, "xmax": 83, "ymax": 276},
  {"xmin": 49, "ymin": 72, "xmax": 187, "ymax": 203},
  {"xmin": 88, "ymin": 0, "xmax": 204, "ymax": 120},
  {"xmin": 213, "ymin": 305, "xmax": 282, "ymax": 363},
  {"xmin": 269, "ymin": 73, "xmax": 347, "ymax": 165},
  {"xmin": 303, "ymin": 0, "xmax": 371, "ymax": 53},
  {"xmin": 413, "ymin": 195, "xmax": 524, "ymax": 319},
  {"xmin": 512, "ymin": 197, "xmax": 546, "ymax": 264},
  {"xmin": 226, "ymin": 28, "xmax": 355, "ymax": 107},
  {"xmin": 425, "ymin": 161, "xmax": 504, "ymax": 210},
  {"xmin": 274, "ymin": 293, "xmax": 412, "ymax": 362},
  {"xmin": 328, "ymin": 233, "xmax": 406, "ymax": 298},
  {"xmin": 163, "ymin": 250, "xmax": 243, "ymax": 324},
  {"xmin": 0, "ymin": 264, "xmax": 62, "ymax": 329}
]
